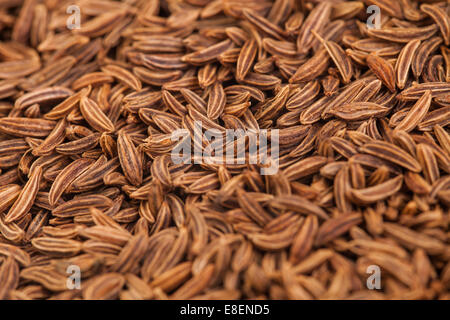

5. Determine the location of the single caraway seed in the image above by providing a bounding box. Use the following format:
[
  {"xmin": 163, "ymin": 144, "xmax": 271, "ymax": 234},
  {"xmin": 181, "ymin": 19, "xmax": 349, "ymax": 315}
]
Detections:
[{"xmin": 0, "ymin": 0, "xmax": 448, "ymax": 301}]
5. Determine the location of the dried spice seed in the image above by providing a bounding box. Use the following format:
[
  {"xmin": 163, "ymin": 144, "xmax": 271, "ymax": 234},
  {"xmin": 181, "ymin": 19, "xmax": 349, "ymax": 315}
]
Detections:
[{"xmin": 0, "ymin": 0, "xmax": 447, "ymax": 301}]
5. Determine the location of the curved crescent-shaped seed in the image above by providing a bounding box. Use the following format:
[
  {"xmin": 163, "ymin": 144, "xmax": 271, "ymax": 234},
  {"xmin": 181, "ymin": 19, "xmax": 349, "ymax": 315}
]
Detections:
[
  {"xmin": 348, "ymin": 175, "xmax": 403, "ymax": 204},
  {"xmin": 236, "ymin": 39, "xmax": 257, "ymax": 81},
  {"xmin": 0, "ymin": 184, "xmax": 21, "ymax": 213},
  {"xmin": 48, "ymin": 158, "xmax": 93, "ymax": 206},
  {"xmin": 182, "ymin": 39, "xmax": 232, "ymax": 65},
  {"xmin": 395, "ymin": 91, "xmax": 432, "ymax": 132},
  {"xmin": 55, "ymin": 133, "xmax": 101, "ymax": 155},
  {"xmin": 79, "ymin": 97, "xmax": 115, "ymax": 133},
  {"xmin": 0, "ymin": 118, "xmax": 56, "ymax": 137},
  {"xmin": 366, "ymin": 54, "xmax": 396, "ymax": 92},
  {"xmin": 324, "ymin": 40, "xmax": 353, "ymax": 84},
  {"xmin": 420, "ymin": 4, "xmax": 450, "ymax": 45},
  {"xmin": 82, "ymin": 273, "xmax": 125, "ymax": 300},
  {"xmin": 367, "ymin": 24, "xmax": 438, "ymax": 43},
  {"xmin": 0, "ymin": 257, "xmax": 19, "ymax": 299},
  {"xmin": 32, "ymin": 118, "xmax": 67, "ymax": 156},
  {"xmin": 328, "ymin": 102, "xmax": 389, "ymax": 121},
  {"xmin": 395, "ymin": 39, "xmax": 421, "ymax": 89},
  {"xmin": 76, "ymin": 10, "xmax": 126, "ymax": 37},
  {"xmin": 411, "ymin": 37, "xmax": 442, "ymax": 78},
  {"xmin": 31, "ymin": 237, "xmax": 83, "ymax": 255},
  {"xmin": 270, "ymin": 195, "xmax": 329, "ymax": 220},
  {"xmin": 5, "ymin": 167, "xmax": 42, "ymax": 223},
  {"xmin": 359, "ymin": 141, "xmax": 422, "ymax": 172},
  {"xmin": 207, "ymin": 82, "xmax": 226, "ymax": 120},
  {"xmin": 117, "ymin": 131, "xmax": 143, "ymax": 186},
  {"xmin": 101, "ymin": 64, "xmax": 142, "ymax": 91},
  {"xmin": 290, "ymin": 49, "xmax": 329, "ymax": 83},
  {"xmin": 315, "ymin": 213, "xmax": 362, "ymax": 246},
  {"xmin": 44, "ymin": 86, "xmax": 90, "ymax": 120},
  {"xmin": 283, "ymin": 156, "xmax": 328, "ymax": 181},
  {"xmin": 397, "ymin": 82, "xmax": 450, "ymax": 101},
  {"xmin": 242, "ymin": 9, "xmax": 286, "ymax": 41},
  {"xmin": 296, "ymin": 2, "xmax": 332, "ymax": 53},
  {"xmin": 15, "ymin": 86, "xmax": 73, "ymax": 110}
]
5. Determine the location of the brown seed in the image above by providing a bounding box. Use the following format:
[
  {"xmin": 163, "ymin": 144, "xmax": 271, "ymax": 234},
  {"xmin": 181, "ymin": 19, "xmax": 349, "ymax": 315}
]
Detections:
[
  {"xmin": 236, "ymin": 189, "xmax": 272, "ymax": 226},
  {"xmin": 420, "ymin": 4, "xmax": 450, "ymax": 46},
  {"xmin": 270, "ymin": 195, "xmax": 329, "ymax": 220},
  {"xmin": 0, "ymin": 0, "xmax": 448, "ymax": 301},
  {"xmin": 290, "ymin": 215, "xmax": 318, "ymax": 264},
  {"xmin": 290, "ymin": 49, "xmax": 330, "ymax": 83},
  {"xmin": 0, "ymin": 118, "xmax": 56, "ymax": 138},
  {"xmin": 101, "ymin": 65, "xmax": 142, "ymax": 91},
  {"xmin": 397, "ymin": 82, "xmax": 450, "ymax": 101},
  {"xmin": 416, "ymin": 144, "xmax": 440, "ymax": 184},
  {"xmin": 207, "ymin": 82, "xmax": 226, "ymax": 120},
  {"xmin": 32, "ymin": 118, "xmax": 67, "ymax": 156},
  {"xmin": 366, "ymin": 54, "xmax": 396, "ymax": 92},
  {"xmin": 32, "ymin": 237, "xmax": 82, "ymax": 256},
  {"xmin": 412, "ymin": 37, "xmax": 443, "ymax": 78},
  {"xmin": 395, "ymin": 39, "xmax": 421, "ymax": 89},
  {"xmin": 117, "ymin": 131, "xmax": 143, "ymax": 186},
  {"xmin": 242, "ymin": 9, "xmax": 286, "ymax": 41},
  {"xmin": 334, "ymin": 165, "xmax": 352, "ymax": 213},
  {"xmin": 383, "ymin": 223, "xmax": 446, "ymax": 255},
  {"xmin": 79, "ymin": 97, "xmax": 115, "ymax": 133},
  {"xmin": 171, "ymin": 264, "xmax": 215, "ymax": 299},
  {"xmin": 323, "ymin": 39, "xmax": 353, "ymax": 84},
  {"xmin": 359, "ymin": 141, "xmax": 422, "ymax": 172},
  {"xmin": 48, "ymin": 158, "xmax": 93, "ymax": 206},
  {"xmin": 315, "ymin": 213, "xmax": 362, "ymax": 246},
  {"xmin": 348, "ymin": 175, "xmax": 404, "ymax": 204},
  {"xmin": 236, "ymin": 39, "xmax": 257, "ymax": 81},
  {"xmin": 111, "ymin": 234, "xmax": 149, "ymax": 273},
  {"xmin": 297, "ymin": 2, "xmax": 332, "ymax": 54},
  {"xmin": 367, "ymin": 25, "xmax": 438, "ymax": 43},
  {"xmin": 5, "ymin": 167, "xmax": 42, "ymax": 223},
  {"xmin": 83, "ymin": 273, "xmax": 125, "ymax": 300},
  {"xmin": 328, "ymin": 102, "xmax": 389, "ymax": 121},
  {"xmin": 0, "ymin": 256, "xmax": 19, "ymax": 299},
  {"xmin": 182, "ymin": 39, "xmax": 233, "ymax": 65},
  {"xmin": 394, "ymin": 91, "xmax": 432, "ymax": 132}
]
